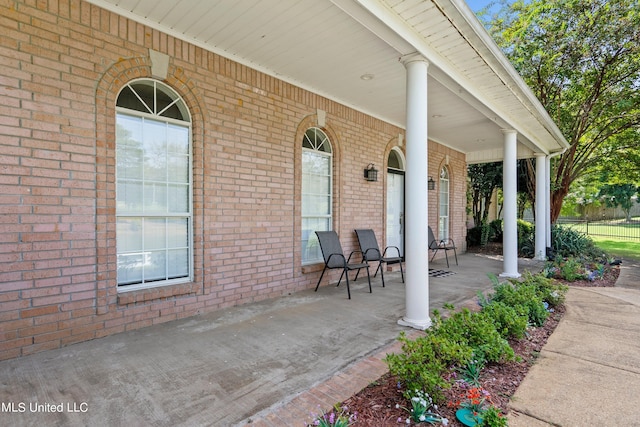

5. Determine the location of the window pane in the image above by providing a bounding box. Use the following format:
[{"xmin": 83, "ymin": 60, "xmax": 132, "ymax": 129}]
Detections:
[
  {"xmin": 145, "ymin": 218, "xmax": 166, "ymax": 250},
  {"xmin": 144, "ymin": 182, "xmax": 168, "ymax": 213},
  {"xmin": 168, "ymin": 155, "xmax": 189, "ymax": 183},
  {"xmin": 168, "ymin": 249, "xmax": 189, "ymax": 278},
  {"xmin": 168, "ymin": 124, "xmax": 189, "ymax": 155},
  {"xmin": 303, "ymin": 152, "xmax": 330, "ymax": 175},
  {"xmin": 143, "ymin": 120, "xmax": 167, "ymax": 181},
  {"xmin": 302, "ymin": 174, "xmax": 330, "ymax": 195},
  {"xmin": 167, "ymin": 184, "xmax": 189, "ymax": 213},
  {"xmin": 167, "ymin": 218, "xmax": 189, "ymax": 248},
  {"xmin": 117, "ymin": 252, "xmax": 145, "ymax": 285},
  {"xmin": 302, "ymin": 217, "xmax": 330, "ymax": 264},
  {"xmin": 117, "ymin": 218, "xmax": 143, "ymax": 252},
  {"xmin": 302, "ymin": 194, "xmax": 331, "ymax": 215},
  {"xmin": 117, "ymin": 180, "xmax": 143, "ymax": 213},
  {"xmin": 145, "ymin": 251, "xmax": 167, "ymax": 282}
]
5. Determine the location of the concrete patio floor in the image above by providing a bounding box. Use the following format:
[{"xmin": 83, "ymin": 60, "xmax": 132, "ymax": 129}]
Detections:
[{"xmin": 0, "ymin": 253, "xmax": 544, "ymax": 427}]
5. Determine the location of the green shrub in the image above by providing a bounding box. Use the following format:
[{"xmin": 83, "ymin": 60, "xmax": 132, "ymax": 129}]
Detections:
[
  {"xmin": 487, "ymin": 275, "xmax": 548, "ymax": 327},
  {"xmin": 488, "ymin": 219, "xmax": 503, "ymax": 242},
  {"xmin": 432, "ymin": 308, "xmax": 515, "ymax": 364},
  {"xmin": 480, "ymin": 406, "xmax": 508, "ymax": 427},
  {"xmin": 466, "ymin": 226, "xmax": 482, "ymax": 247},
  {"xmin": 519, "ymin": 271, "xmax": 568, "ymax": 307},
  {"xmin": 551, "ymin": 224, "xmax": 602, "ymax": 259},
  {"xmin": 517, "ymin": 219, "xmax": 535, "ymax": 258},
  {"xmin": 386, "ymin": 307, "xmax": 515, "ymax": 404},
  {"xmin": 386, "ymin": 331, "xmax": 469, "ymax": 403},
  {"xmin": 480, "ymin": 301, "xmax": 528, "ymax": 340}
]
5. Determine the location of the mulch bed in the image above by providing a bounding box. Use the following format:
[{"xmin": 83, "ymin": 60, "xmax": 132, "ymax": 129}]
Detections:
[{"xmin": 332, "ymin": 256, "xmax": 620, "ymax": 426}]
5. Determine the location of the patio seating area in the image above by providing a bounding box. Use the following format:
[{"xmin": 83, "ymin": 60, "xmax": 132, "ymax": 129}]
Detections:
[{"xmin": 0, "ymin": 254, "xmax": 544, "ymax": 426}]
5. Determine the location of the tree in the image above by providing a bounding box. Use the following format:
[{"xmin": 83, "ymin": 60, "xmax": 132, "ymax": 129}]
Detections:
[
  {"xmin": 486, "ymin": 0, "xmax": 640, "ymax": 223},
  {"xmin": 468, "ymin": 162, "xmax": 503, "ymax": 227},
  {"xmin": 598, "ymin": 183, "xmax": 640, "ymax": 222}
]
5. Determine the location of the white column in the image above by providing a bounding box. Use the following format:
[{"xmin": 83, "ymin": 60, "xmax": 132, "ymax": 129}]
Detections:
[
  {"xmin": 534, "ymin": 153, "xmax": 546, "ymax": 260},
  {"xmin": 500, "ymin": 129, "xmax": 520, "ymax": 278},
  {"xmin": 398, "ymin": 53, "xmax": 431, "ymax": 330}
]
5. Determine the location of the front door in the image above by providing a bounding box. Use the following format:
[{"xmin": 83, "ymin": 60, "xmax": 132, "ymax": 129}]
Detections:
[{"xmin": 386, "ymin": 171, "xmax": 405, "ymax": 257}]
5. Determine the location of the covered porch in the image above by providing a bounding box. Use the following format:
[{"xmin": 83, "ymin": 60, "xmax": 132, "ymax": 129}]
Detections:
[{"xmin": 0, "ymin": 254, "xmax": 544, "ymax": 426}]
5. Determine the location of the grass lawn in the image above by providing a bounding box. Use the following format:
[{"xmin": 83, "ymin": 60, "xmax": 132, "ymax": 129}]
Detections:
[
  {"xmin": 591, "ymin": 237, "xmax": 640, "ymax": 261},
  {"xmin": 567, "ymin": 220, "xmax": 640, "ymax": 240}
]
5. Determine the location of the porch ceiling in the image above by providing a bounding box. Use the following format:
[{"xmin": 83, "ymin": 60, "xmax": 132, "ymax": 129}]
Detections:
[{"xmin": 87, "ymin": 0, "xmax": 569, "ymax": 162}]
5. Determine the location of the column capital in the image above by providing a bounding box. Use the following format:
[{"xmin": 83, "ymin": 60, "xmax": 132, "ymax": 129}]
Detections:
[
  {"xmin": 500, "ymin": 128, "xmax": 517, "ymax": 136},
  {"xmin": 534, "ymin": 152, "xmax": 547, "ymax": 158},
  {"xmin": 400, "ymin": 52, "xmax": 429, "ymax": 67}
]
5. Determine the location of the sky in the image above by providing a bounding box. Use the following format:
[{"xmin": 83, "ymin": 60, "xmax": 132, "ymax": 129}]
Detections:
[{"xmin": 465, "ymin": 0, "xmax": 499, "ymax": 13}]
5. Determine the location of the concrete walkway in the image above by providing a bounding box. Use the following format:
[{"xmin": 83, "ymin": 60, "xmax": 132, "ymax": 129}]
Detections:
[
  {"xmin": 0, "ymin": 254, "xmax": 541, "ymax": 427},
  {"xmin": 509, "ymin": 256, "xmax": 640, "ymax": 426}
]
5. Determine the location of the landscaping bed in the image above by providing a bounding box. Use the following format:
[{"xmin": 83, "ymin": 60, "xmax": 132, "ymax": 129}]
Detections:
[{"xmin": 310, "ymin": 258, "xmax": 620, "ymax": 427}]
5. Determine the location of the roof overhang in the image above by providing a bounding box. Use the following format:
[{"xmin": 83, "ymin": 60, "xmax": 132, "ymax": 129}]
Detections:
[{"xmin": 86, "ymin": 0, "xmax": 570, "ymax": 162}]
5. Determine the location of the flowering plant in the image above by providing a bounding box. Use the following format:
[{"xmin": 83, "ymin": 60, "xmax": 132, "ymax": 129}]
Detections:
[
  {"xmin": 460, "ymin": 386, "xmax": 490, "ymax": 414},
  {"xmin": 309, "ymin": 404, "xmax": 356, "ymax": 427},
  {"xmin": 396, "ymin": 389, "xmax": 448, "ymax": 425},
  {"xmin": 449, "ymin": 386, "xmax": 491, "ymax": 417}
]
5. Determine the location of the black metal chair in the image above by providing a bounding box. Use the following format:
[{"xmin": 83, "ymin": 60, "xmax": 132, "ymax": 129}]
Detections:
[
  {"xmin": 315, "ymin": 231, "xmax": 372, "ymax": 299},
  {"xmin": 428, "ymin": 226, "xmax": 458, "ymax": 268},
  {"xmin": 354, "ymin": 228, "xmax": 404, "ymax": 287}
]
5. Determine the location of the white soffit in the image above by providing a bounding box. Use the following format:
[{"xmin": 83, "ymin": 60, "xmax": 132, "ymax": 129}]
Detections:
[{"xmin": 85, "ymin": 0, "xmax": 568, "ymax": 158}]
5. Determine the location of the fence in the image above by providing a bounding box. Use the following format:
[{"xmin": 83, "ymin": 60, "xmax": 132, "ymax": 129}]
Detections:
[{"xmin": 557, "ymin": 218, "xmax": 640, "ymax": 241}]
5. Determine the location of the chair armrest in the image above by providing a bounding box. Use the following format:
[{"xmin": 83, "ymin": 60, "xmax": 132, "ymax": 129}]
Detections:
[
  {"xmin": 347, "ymin": 250, "xmax": 365, "ymax": 263},
  {"xmin": 382, "ymin": 246, "xmax": 401, "ymax": 258}
]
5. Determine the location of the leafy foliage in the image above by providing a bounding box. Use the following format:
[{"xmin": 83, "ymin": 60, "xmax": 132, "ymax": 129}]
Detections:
[
  {"xmin": 486, "ymin": 0, "xmax": 640, "ymax": 222},
  {"xmin": 550, "ymin": 224, "xmax": 602, "ymax": 259},
  {"xmin": 598, "ymin": 183, "xmax": 640, "ymax": 222},
  {"xmin": 387, "ymin": 272, "xmax": 567, "ymax": 408},
  {"xmin": 468, "ymin": 162, "xmax": 503, "ymax": 228},
  {"xmin": 517, "ymin": 219, "xmax": 535, "ymax": 257}
]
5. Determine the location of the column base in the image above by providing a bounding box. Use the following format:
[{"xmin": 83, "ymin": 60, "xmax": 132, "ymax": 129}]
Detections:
[
  {"xmin": 499, "ymin": 272, "xmax": 521, "ymax": 279},
  {"xmin": 398, "ymin": 316, "xmax": 432, "ymax": 330}
]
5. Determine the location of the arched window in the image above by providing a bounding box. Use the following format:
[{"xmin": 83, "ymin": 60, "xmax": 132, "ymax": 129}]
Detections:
[
  {"xmin": 115, "ymin": 80, "xmax": 192, "ymax": 290},
  {"xmin": 301, "ymin": 128, "xmax": 333, "ymax": 265},
  {"xmin": 438, "ymin": 167, "xmax": 450, "ymax": 240}
]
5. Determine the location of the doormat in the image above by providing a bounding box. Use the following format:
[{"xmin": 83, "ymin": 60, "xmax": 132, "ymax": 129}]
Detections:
[{"xmin": 428, "ymin": 269, "xmax": 456, "ymax": 278}]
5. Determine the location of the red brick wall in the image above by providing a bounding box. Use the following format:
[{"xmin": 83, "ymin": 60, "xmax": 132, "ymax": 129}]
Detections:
[{"xmin": 0, "ymin": 0, "xmax": 467, "ymax": 360}]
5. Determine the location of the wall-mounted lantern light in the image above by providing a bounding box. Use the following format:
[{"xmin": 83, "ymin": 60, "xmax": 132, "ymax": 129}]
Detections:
[
  {"xmin": 428, "ymin": 176, "xmax": 435, "ymax": 190},
  {"xmin": 364, "ymin": 163, "xmax": 378, "ymax": 182}
]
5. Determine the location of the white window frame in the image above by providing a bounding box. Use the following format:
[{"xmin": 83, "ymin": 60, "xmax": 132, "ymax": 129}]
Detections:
[
  {"xmin": 438, "ymin": 166, "xmax": 450, "ymax": 240},
  {"xmin": 115, "ymin": 79, "xmax": 193, "ymax": 291},
  {"xmin": 301, "ymin": 128, "xmax": 333, "ymax": 265}
]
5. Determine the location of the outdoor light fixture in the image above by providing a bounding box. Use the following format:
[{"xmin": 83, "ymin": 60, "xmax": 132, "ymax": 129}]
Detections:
[
  {"xmin": 428, "ymin": 176, "xmax": 435, "ymax": 190},
  {"xmin": 364, "ymin": 163, "xmax": 378, "ymax": 182}
]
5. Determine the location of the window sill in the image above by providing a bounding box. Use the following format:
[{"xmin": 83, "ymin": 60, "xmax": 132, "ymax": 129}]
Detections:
[{"xmin": 117, "ymin": 282, "xmax": 200, "ymax": 306}]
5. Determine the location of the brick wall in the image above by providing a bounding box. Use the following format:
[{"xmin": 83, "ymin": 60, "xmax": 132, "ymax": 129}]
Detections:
[{"xmin": 0, "ymin": 0, "xmax": 467, "ymax": 360}]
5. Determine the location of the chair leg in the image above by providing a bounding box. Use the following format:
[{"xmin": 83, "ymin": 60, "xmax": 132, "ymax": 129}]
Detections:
[
  {"xmin": 337, "ymin": 269, "xmax": 347, "ymax": 287},
  {"xmin": 430, "ymin": 249, "xmax": 437, "ymax": 262},
  {"xmin": 399, "ymin": 260, "xmax": 405, "ymax": 283},
  {"xmin": 377, "ymin": 262, "xmax": 385, "ymax": 287},
  {"xmin": 454, "ymin": 248, "xmax": 458, "ymax": 266},
  {"xmin": 315, "ymin": 266, "xmax": 328, "ymax": 292},
  {"xmin": 445, "ymin": 250, "xmax": 450, "ymax": 268},
  {"xmin": 365, "ymin": 266, "xmax": 372, "ymax": 293},
  {"xmin": 344, "ymin": 269, "xmax": 351, "ymax": 299}
]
